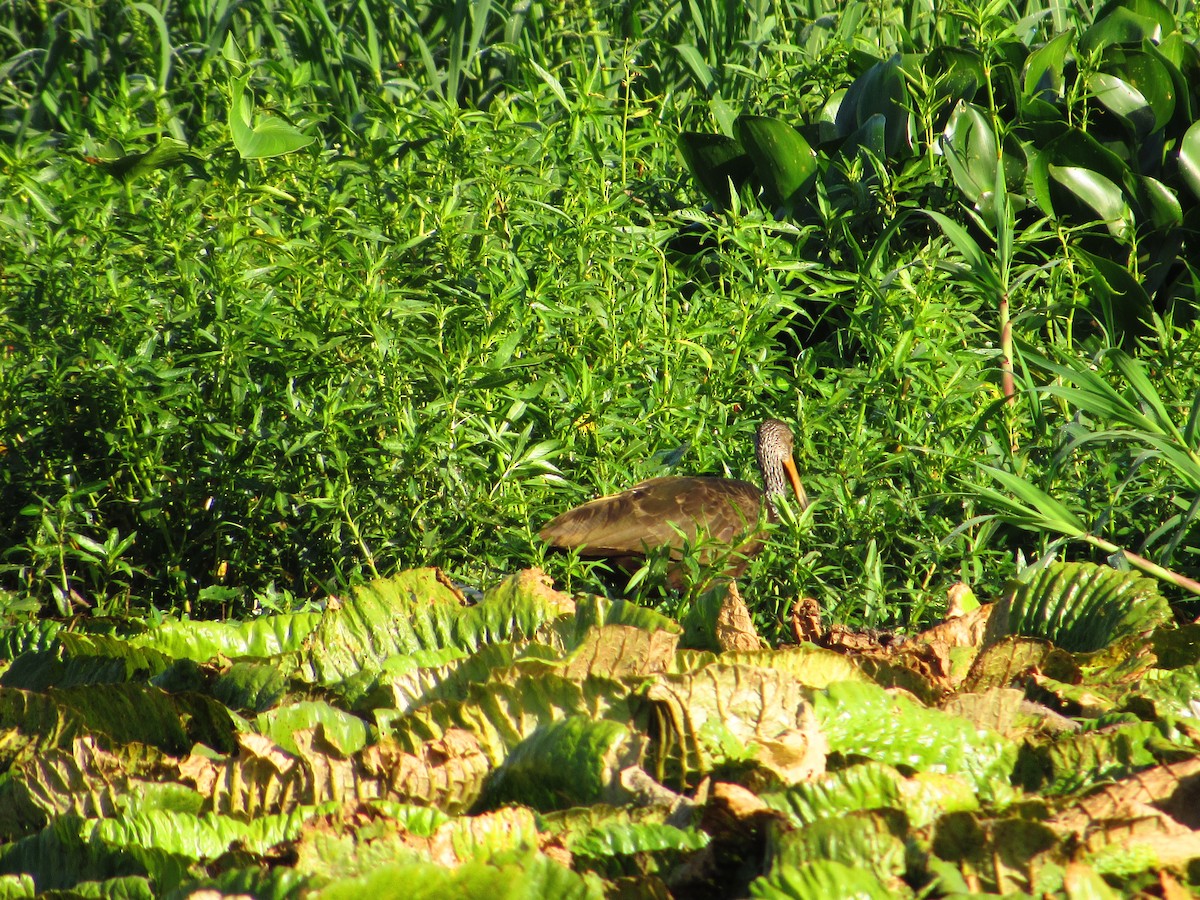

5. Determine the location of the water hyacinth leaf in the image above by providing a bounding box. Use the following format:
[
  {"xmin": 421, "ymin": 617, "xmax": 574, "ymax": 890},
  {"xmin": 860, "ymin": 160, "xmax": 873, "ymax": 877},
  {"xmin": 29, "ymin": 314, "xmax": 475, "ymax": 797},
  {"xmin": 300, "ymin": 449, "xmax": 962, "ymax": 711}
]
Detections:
[
  {"xmin": 734, "ymin": 116, "xmax": 818, "ymax": 208},
  {"xmin": 1024, "ymin": 30, "xmax": 1074, "ymax": 104},
  {"xmin": 1087, "ymin": 71, "xmax": 1156, "ymax": 137},
  {"xmin": 836, "ymin": 55, "xmax": 912, "ymax": 158},
  {"xmin": 1131, "ymin": 174, "xmax": 1182, "ymax": 229},
  {"xmin": 1079, "ymin": 0, "xmax": 1173, "ymax": 56},
  {"xmin": 316, "ymin": 854, "xmax": 605, "ymax": 900},
  {"xmin": 565, "ymin": 595, "xmax": 680, "ymax": 645},
  {"xmin": 1101, "ymin": 47, "xmax": 1176, "ymax": 133},
  {"xmin": 1178, "ymin": 120, "xmax": 1200, "ymax": 202},
  {"xmin": 306, "ymin": 569, "xmax": 572, "ymax": 683},
  {"xmin": 941, "ymin": 102, "xmax": 997, "ymax": 208},
  {"xmin": 676, "ymin": 132, "xmax": 754, "ymax": 209},
  {"xmin": 127, "ymin": 612, "xmax": 322, "ymax": 663},
  {"xmin": 568, "ymin": 820, "xmax": 709, "ymax": 858},
  {"xmin": 640, "ymin": 664, "xmax": 822, "ymax": 789},
  {"xmin": 764, "ymin": 763, "xmax": 905, "ymax": 826},
  {"xmin": 925, "ymin": 45, "xmax": 985, "ymax": 109},
  {"xmin": 211, "ymin": 662, "xmax": 290, "ymax": 714},
  {"xmin": 1047, "ymin": 164, "xmax": 1133, "ymax": 238},
  {"xmin": 997, "ymin": 562, "xmax": 1172, "ymax": 652},
  {"xmin": 384, "ymin": 667, "xmax": 634, "ymax": 767},
  {"xmin": 481, "ymin": 716, "xmax": 638, "ymax": 811}
]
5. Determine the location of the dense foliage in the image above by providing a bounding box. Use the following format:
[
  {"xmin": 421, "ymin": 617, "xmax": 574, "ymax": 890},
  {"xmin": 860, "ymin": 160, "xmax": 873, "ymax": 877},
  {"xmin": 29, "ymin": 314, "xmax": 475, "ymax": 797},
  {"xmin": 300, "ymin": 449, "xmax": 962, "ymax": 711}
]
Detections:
[
  {"xmin": 0, "ymin": 565, "xmax": 1194, "ymax": 898},
  {"xmin": 0, "ymin": 5, "xmax": 1195, "ymax": 607},
  {"xmin": 3, "ymin": 0, "xmax": 1199, "ymax": 633},
  {"xmin": 6, "ymin": 0, "xmax": 1200, "ymax": 895}
]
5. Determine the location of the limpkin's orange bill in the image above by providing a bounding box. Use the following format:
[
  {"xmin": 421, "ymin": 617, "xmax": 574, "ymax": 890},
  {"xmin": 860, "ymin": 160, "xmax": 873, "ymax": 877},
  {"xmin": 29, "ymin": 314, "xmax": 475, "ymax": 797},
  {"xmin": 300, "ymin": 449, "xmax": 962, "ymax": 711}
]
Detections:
[{"xmin": 782, "ymin": 455, "xmax": 809, "ymax": 509}]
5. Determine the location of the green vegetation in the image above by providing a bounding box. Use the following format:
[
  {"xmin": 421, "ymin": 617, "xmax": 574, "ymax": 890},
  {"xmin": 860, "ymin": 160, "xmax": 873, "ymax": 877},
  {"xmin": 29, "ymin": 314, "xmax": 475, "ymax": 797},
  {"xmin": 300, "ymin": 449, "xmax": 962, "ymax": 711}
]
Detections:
[
  {"xmin": 5, "ymin": 0, "xmax": 1200, "ymax": 890},
  {"xmin": 3, "ymin": 0, "xmax": 1199, "ymax": 635}
]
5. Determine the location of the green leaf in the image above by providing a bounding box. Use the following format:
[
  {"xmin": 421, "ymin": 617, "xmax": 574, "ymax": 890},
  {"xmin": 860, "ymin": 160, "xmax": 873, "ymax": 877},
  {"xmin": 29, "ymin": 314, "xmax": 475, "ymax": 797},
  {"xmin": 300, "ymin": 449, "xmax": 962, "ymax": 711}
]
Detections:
[
  {"xmin": 1080, "ymin": 0, "xmax": 1176, "ymax": 56},
  {"xmin": 253, "ymin": 701, "xmax": 370, "ymax": 755},
  {"xmin": 676, "ymin": 132, "xmax": 753, "ymax": 209},
  {"xmin": 482, "ymin": 716, "xmax": 637, "ymax": 811},
  {"xmin": 1101, "ymin": 47, "xmax": 1176, "ymax": 134},
  {"xmin": 229, "ymin": 72, "xmax": 314, "ymax": 160},
  {"xmin": 940, "ymin": 102, "xmax": 997, "ymax": 208},
  {"xmin": 811, "ymin": 681, "xmax": 1013, "ymax": 793},
  {"xmin": 1087, "ymin": 72, "xmax": 1156, "ymax": 138},
  {"xmin": 1048, "ymin": 164, "xmax": 1132, "ymax": 238},
  {"xmin": 770, "ymin": 810, "xmax": 908, "ymax": 885},
  {"xmin": 836, "ymin": 55, "xmax": 912, "ymax": 159},
  {"xmin": 1177, "ymin": 120, "xmax": 1200, "ymax": 202},
  {"xmin": 967, "ymin": 464, "xmax": 1089, "ymax": 536},
  {"xmin": 316, "ymin": 854, "xmax": 605, "ymax": 900},
  {"xmin": 750, "ymin": 858, "xmax": 897, "ymax": 900},
  {"xmin": 997, "ymin": 562, "xmax": 1172, "ymax": 652},
  {"xmin": 734, "ymin": 116, "xmax": 817, "ymax": 208},
  {"xmin": 1023, "ymin": 30, "xmax": 1074, "ymax": 104}
]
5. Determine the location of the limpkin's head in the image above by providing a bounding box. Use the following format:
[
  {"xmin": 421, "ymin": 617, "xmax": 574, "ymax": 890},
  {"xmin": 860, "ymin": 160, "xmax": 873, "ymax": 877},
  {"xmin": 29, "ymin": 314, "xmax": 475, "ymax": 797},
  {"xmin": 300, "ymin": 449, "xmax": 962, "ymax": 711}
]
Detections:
[{"xmin": 755, "ymin": 419, "xmax": 809, "ymax": 513}]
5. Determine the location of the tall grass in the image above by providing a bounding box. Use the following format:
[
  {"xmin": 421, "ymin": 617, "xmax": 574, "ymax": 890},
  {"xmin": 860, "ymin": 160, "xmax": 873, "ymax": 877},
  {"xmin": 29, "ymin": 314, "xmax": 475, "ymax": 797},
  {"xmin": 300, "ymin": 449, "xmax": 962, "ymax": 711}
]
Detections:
[{"xmin": 2, "ymin": 0, "xmax": 1200, "ymax": 634}]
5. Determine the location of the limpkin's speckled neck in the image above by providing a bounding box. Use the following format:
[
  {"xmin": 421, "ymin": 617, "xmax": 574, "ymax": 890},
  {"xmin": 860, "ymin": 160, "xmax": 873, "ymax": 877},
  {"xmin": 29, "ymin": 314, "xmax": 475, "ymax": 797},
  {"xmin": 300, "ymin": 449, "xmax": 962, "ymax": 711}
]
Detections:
[{"xmin": 755, "ymin": 418, "xmax": 807, "ymax": 516}]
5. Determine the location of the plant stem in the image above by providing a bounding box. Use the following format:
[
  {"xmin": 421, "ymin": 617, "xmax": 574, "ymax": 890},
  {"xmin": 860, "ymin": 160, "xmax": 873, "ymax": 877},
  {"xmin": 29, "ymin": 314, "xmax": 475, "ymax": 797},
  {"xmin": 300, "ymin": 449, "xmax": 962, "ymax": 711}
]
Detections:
[{"xmin": 1084, "ymin": 534, "xmax": 1200, "ymax": 597}]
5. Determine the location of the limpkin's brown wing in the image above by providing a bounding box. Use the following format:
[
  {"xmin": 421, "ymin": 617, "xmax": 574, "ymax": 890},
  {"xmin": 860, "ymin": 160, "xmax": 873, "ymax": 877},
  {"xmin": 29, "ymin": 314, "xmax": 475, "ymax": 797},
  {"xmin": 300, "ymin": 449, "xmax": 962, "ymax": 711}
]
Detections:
[{"xmin": 539, "ymin": 476, "xmax": 765, "ymax": 559}]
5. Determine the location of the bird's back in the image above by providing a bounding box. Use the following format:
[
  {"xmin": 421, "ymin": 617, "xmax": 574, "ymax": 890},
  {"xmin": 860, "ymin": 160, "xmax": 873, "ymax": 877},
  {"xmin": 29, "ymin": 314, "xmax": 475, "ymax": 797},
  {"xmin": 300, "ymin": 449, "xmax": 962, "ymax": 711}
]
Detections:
[{"xmin": 539, "ymin": 476, "xmax": 764, "ymax": 558}]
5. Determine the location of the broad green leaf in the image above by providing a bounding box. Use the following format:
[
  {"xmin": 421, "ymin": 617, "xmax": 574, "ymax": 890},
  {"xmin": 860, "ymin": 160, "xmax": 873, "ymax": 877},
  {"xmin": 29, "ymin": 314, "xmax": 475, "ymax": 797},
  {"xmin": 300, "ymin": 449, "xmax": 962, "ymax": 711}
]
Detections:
[
  {"xmin": 305, "ymin": 569, "xmax": 572, "ymax": 683},
  {"xmin": 676, "ymin": 132, "xmax": 753, "ymax": 209},
  {"xmin": 1087, "ymin": 72, "xmax": 1156, "ymax": 137},
  {"xmin": 940, "ymin": 102, "xmax": 997, "ymax": 207},
  {"xmin": 1101, "ymin": 47, "xmax": 1176, "ymax": 133},
  {"xmin": 481, "ymin": 716, "xmax": 638, "ymax": 811},
  {"xmin": 750, "ymin": 858, "xmax": 897, "ymax": 900},
  {"xmin": 1048, "ymin": 164, "xmax": 1132, "ymax": 238},
  {"xmin": 314, "ymin": 854, "xmax": 605, "ymax": 900},
  {"xmin": 735, "ymin": 116, "xmax": 817, "ymax": 207},
  {"xmin": 770, "ymin": 810, "xmax": 907, "ymax": 885},
  {"xmin": 90, "ymin": 806, "xmax": 327, "ymax": 860},
  {"xmin": 565, "ymin": 594, "xmax": 681, "ymax": 643},
  {"xmin": 229, "ymin": 72, "xmax": 314, "ymax": 159},
  {"xmin": 211, "ymin": 661, "xmax": 290, "ymax": 713},
  {"xmin": 836, "ymin": 55, "xmax": 912, "ymax": 159},
  {"xmin": 1177, "ymin": 120, "xmax": 1200, "ymax": 202},
  {"xmin": 568, "ymin": 820, "xmax": 708, "ymax": 858},
  {"xmin": 128, "ymin": 612, "xmax": 321, "ymax": 663},
  {"xmin": 1079, "ymin": 0, "xmax": 1173, "ymax": 56},
  {"xmin": 2, "ymin": 633, "xmax": 174, "ymax": 691},
  {"xmin": 1024, "ymin": 30, "xmax": 1074, "ymax": 102},
  {"xmin": 811, "ymin": 681, "xmax": 1013, "ymax": 794},
  {"xmin": 764, "ymin": 763, "xmax": 906, "ymax": 825},
  {"xmin": 1131, "ymin": 174, "xmax": 1182, "ymax": 230},
  {"xmin": 1014, "ymin": 719, "xmax": 1186, "ymax": 795},
  {"xmin": 383, "ymin": 668, "xmax": 633, "ymax": 768},
  {"xmin": 925, "ymin": 45, "xmax": 985, "ymax": 107},
  {"xmin": 641, "ymin": 663, "xmax": 821, "ymax": 789},
  {"xmin": 253, "ymin": 701, "xmax": 369, "ymax": 755},
  {"xmin": 997, "ymin": 562, "xmax": 1172, "ymax": 652}
]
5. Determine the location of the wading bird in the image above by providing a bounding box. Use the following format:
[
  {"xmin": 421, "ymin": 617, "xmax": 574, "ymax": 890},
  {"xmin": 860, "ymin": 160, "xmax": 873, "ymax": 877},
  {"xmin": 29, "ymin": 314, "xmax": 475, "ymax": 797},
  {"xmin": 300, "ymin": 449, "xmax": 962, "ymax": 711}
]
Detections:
[{"xmin": 540, "ymin": 419, "xmax": 808, "ymax": 589}]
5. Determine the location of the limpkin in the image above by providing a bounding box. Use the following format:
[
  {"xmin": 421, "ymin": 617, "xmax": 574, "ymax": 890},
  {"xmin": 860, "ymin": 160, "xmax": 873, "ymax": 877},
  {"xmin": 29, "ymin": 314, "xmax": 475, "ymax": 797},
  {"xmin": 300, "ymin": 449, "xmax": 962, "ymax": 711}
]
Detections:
[{"xmin": 539, "ymin": 419, "xmax": 808, "ymax": 589}]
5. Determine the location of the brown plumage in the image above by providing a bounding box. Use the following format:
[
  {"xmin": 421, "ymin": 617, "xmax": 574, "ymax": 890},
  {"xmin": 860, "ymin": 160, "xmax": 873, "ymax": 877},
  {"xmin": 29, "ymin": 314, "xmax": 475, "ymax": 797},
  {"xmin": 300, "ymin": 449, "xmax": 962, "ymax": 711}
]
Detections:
[{"xmin": 539, "ymin": 419, "xmax": 808, "ymax": 588}]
